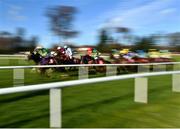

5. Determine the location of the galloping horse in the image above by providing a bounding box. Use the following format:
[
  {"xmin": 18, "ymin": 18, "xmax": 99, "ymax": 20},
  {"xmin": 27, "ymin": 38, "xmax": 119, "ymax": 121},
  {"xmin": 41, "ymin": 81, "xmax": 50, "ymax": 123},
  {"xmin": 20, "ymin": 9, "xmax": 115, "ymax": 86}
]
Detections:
[
  {"xmin": 54, "ymin": 49, "xmax": 81, "ymax": 71},
  {"xmin": 28, "ymin": 51, "xmax": 59, "ymax": 76},
  {"xmin": 28, "ymin": 52, "xmax": 42, "ymax": 65},
  {"xmin": 80, "ymin": 55, "xmax": 110, "ymax": 72}
]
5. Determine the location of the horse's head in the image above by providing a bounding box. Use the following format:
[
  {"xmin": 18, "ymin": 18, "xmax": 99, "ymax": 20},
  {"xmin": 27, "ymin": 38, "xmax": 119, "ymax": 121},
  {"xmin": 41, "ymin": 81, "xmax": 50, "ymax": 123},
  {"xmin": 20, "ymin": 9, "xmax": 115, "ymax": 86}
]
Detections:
[{"xmin": 28, "ymin": 53, "xmax": 42, "ymax": 64}]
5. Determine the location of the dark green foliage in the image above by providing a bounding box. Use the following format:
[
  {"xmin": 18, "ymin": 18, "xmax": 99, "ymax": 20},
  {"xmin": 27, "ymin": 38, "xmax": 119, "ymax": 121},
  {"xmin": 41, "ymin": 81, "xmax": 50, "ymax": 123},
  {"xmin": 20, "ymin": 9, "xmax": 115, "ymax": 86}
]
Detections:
[
  {"xmin": 97, "ymin": 29, "xmax": 110, "ymax": 52},
  {"xmin": 133, "ymin": 37, "xmax": 156, "ymax": 51},
  {"xmin": 0, "ymin": 28, "xmax": 38, "ymax": 53}
]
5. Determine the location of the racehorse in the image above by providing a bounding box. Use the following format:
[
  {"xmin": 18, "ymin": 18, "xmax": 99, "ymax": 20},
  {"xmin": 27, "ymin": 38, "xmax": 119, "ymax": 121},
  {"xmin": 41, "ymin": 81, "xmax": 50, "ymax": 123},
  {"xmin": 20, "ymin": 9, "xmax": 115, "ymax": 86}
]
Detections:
[
  {"xmin": 28, "ymin": 52, "xmax": 42, "ymax": 65},
  {"xmin": 28, "ymin": 52, "xmax": 58, "ymax": 76},
  {"xmin": 80, "ymin": 55, "xmax": 111, "ymax": 72},
  {"xmin": 54, "ymin": 49, "xmax": 81, "ymax": 71},
  {"xmin": 39, "ymin": 55, "xmax": 59, "ymax": 76}
]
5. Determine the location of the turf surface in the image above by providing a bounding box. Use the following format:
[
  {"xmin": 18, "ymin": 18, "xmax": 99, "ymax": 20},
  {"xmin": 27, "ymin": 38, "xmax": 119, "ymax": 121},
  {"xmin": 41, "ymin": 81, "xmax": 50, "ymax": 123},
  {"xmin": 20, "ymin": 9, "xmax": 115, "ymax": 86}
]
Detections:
[{"xmin": 0, "ymin": 57, "xmax": 180, "ymax": 128}]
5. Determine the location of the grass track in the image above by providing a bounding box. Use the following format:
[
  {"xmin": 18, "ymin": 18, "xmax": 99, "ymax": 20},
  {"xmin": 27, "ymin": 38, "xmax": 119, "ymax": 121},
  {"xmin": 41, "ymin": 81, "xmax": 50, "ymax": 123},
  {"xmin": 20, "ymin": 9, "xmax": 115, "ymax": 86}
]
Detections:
[{"xmin": 0, "ymin": 57, "xmax": 180, "ymax": 127}]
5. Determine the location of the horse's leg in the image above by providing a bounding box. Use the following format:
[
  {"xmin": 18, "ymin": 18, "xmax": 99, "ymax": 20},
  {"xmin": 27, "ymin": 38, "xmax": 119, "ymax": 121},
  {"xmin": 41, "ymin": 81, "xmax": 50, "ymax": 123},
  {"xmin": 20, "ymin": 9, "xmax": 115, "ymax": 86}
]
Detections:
[
  {"xmin": 45, "ymin": 68, "xmax": 54, "ymax": 77},
  {"xmin": 39, "ymin": 68, "xmax": 46, "ymax": 76}
]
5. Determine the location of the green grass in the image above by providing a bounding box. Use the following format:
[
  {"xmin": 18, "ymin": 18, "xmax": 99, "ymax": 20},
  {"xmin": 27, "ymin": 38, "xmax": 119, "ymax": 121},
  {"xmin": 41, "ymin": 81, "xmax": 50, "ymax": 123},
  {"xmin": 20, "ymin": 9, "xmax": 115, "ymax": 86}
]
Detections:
[
  {"xmin": 173, "ymin": 55, "xmax": 180, "ymax": 62},
  {"xmin": 62, "ymin": 75, "xmax": 180, "ymax": 128},
  {"xmin": 0, "ymin": 57, "xmax": 180, "ymax": 128}
]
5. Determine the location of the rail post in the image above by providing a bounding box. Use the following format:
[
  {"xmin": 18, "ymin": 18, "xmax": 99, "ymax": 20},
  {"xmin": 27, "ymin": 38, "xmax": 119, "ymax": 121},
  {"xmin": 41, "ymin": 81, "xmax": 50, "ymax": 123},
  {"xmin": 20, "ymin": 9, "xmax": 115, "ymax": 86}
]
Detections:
[
  {"xmin": 172, "ymin": 64, "xmax": 180, "ymax": 92},
  {"xmin": 134, "ymin": 77, "xmax": 148, "ymax": 103},
  {"xmin": 153, "ymin": 64, "xmax": 166, "ymax": 72},
  {"xmin": 78, "ymin": 66, "xmax": 88, "ymax": 79},
  {"xmin": 136, "ymin": 65, "xmax": 149, "ymax": 103},
  {"xmin": 106, "ymin": 66, "xmax": 117, "ymax": 76},
  {"xmin": 13, "ymin": 59, "xmax": 25, "ymax": 86},
  {"xmin": 137, "ymin": 65, "xmax": 150, "ymax": 73},
  {"xmin": 13, "ymin": 68, "xmax": 24, "ymax": 86},
  {"xmin": 50, "ymin": 88, "xmax": 62, "ymax": 128}
]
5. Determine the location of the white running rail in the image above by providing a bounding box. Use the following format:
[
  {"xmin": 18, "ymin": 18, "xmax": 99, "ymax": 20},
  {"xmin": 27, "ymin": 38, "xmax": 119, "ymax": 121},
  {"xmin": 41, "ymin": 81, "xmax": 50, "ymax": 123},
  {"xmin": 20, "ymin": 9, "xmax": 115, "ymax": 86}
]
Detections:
[
  {"xmin": 0, "ymin": 70, "xmax": 180, "ymax": 95},
  {"xmin": 0, "ymin": 54, "xmax": 27, "ymax": 59},
  {"xmin": 0, "ymin": 62, "xmax": 180, "ymax": 69}
]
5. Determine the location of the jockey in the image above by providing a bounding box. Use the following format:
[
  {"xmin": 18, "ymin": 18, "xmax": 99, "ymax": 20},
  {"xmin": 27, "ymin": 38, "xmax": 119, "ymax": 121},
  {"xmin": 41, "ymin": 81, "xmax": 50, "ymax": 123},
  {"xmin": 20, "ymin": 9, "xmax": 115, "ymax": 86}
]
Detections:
[
  {"xmin": 91, "ymin": 48, "xmax": 100, "ymax": 60},
  {"xmin": 33, "ymin": 46, "xmax": 42, "ymax": 54},
  {"xmin": 57, "ymin": 46, "xmax": 65, "ymax": 55},
  {"xmin": 64, "ymin": 45, "xmax": 73, "ymax": 59},
  {"xmin": 87, "ymin": 47, "xmax": 93, "ymax": 56},
  {"xmin": 33, "ymin": 46, "xmax": 49, "ymax": 58},
  {"xmin": 50, "ymin": 51, "xmax": 57, "ymax": 57}
]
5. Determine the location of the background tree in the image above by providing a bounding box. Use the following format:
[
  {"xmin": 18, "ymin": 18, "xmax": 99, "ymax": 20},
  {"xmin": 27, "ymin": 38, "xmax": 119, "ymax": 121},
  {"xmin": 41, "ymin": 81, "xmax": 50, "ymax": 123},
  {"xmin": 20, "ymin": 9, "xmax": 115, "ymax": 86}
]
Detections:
[
  {"xmin": 115, "ymin": 27, "xmax": 130, "ymax": 44},
  {"xmin": 16, "ymin": 28, "xmax": 25, "ymax": 38},
  {"xmin": 13, "ymin": 28, "xmax": 26, "ymax": 48},
  {"xmin": 46, "ymin": 5, "xmax": 78, "ymax": 44},
  {"xmin": 97, "ymin": 29, "xmax": 110, "ymax": 52},
  {"xmin": 0, "ymin": 31, "xmax": 12, "ymax": 37},
  {"xmin": 0, "ymin": 28, "xmax": 39, "ymax": 53},
  {"xmin": 168, "ymin": 32, "xmax": 180, "ymax": 51},
  {"xmin": 133, "ymin": 36, "xmax": 156, "ymax": 51},
  {"xmin": 28, "ymin": 36, "xmax": 38, "ymax": 51}
]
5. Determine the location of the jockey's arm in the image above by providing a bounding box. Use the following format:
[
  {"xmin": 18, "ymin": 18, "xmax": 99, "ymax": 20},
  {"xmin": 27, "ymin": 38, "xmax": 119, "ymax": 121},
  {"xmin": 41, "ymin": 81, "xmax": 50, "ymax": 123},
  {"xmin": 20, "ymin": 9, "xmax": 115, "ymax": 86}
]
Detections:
[{"xmin": 67, "ymin": 48, "xmax": 73, "ymax": 56}]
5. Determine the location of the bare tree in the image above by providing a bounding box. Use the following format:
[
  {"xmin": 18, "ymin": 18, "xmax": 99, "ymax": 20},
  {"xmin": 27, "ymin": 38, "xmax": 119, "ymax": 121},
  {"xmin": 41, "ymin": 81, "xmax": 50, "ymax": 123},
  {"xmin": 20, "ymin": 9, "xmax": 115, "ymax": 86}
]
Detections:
[
  {"xmin": 115, "ymin": 27, "xmax": 131, "ymax": 44},
  {"xmin": 16, "ymin": 28, "xmax": 25, "ymax": 38},
  {"xmin": 46, "ymin": 5, "xmax": 78, "ymax": 44}
]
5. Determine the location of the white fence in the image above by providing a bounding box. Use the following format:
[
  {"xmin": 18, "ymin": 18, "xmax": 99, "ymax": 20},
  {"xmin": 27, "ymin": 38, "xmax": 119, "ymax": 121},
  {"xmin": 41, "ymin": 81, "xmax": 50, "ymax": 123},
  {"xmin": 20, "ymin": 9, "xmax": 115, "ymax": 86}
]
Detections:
[
  {"xmin": 0, "ymin": 61, "xmax": 180, "ymax": 69},
  {"xmin": 0, "ymin": 62, "xmax": 180, "ymax": 128},
  {"xmin": 0, "ymin": 54, "xmax": 27, "ymax": 59},
  {"xmin": 6, "ymin": 62, "xmax": 180, "ymax": 86}
]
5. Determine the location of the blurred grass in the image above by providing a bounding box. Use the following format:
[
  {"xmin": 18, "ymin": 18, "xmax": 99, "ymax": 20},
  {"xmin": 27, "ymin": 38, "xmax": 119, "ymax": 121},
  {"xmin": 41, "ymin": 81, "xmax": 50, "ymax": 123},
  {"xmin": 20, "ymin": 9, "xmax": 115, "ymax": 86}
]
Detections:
[
  {"xmin": 62, "ymin": 75, "xmax": 180, "ymax": 128},
  {"xmin": 173, "ymin": 55, "xmax": 180, "ymax": 62},
  {"xmin": 0, "ymin": 56, "xmax": 180, "ymax": 127}
]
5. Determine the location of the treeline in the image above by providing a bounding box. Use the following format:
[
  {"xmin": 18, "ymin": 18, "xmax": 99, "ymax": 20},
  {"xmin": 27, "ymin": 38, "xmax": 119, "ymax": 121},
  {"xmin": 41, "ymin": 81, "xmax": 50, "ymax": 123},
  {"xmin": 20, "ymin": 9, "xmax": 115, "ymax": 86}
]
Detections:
[
  {"xmin": 96, "ymin": 28, "xmax": 180, "ymax": 52},
  {"xmin": 0, "ymin": 28, "xmax": 38, "ymax": 54}
]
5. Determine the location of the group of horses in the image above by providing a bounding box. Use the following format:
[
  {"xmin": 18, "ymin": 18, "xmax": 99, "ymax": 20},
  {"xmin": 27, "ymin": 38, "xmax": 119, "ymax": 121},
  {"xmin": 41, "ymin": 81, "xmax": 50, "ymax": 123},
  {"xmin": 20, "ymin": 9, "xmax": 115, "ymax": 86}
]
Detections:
[
  {"xmin": 27, "ymin": 48, "xmax": 173, "ymax": 77},
  {"xmin": 28, "ymin": 50, "xmax": 111, "ymax": 76}
]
